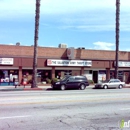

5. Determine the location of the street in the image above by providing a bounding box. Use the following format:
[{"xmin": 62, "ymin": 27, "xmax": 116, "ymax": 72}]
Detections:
[{"xmin": 0, "ymin": 88, "xmax": 130, "ymax": 130}]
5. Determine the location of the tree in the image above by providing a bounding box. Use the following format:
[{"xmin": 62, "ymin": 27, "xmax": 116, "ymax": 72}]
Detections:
[
  {"xmin": 31, "ymin": 0, "xmax": 41, "ymax": 88},
  {"xmin": 115, "ymin": 0, "xmax": 120, "ymax": 79}
]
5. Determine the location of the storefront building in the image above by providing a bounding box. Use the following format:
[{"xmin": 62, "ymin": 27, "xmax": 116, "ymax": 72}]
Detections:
[{"xmin": 0, "ymin": 44, "xmax": 130, "ymax": 85}]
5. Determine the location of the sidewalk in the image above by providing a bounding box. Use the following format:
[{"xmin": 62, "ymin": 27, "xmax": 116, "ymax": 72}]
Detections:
[
  {"xmin": 0, "ymin": 85, "xmax": 49, "ymax": 91},
  {"xmin": 0, "ymin": 84, "xmax": 95, "ymax": 91},
  {"xmin": 0, "ymin": 84, "xmax": 129, "ymax": 91}
]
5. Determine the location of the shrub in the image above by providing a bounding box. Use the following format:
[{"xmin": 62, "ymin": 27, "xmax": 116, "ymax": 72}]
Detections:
[
  {"xmin": 46, "ymin": 78, "xmax": 51, "ymax": 84},
  {"xmin": 88, "ymin": 80, "xmax": 94, "ymax": 84},
  {"xmin": 51, "ymin": 78, "xmax": 59, "ymax": 83}
]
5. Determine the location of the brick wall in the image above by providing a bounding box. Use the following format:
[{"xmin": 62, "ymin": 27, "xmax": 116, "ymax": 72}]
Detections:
[{"xmin": 0, "ymin": 45, "xmax": 129, "ymax": 61}]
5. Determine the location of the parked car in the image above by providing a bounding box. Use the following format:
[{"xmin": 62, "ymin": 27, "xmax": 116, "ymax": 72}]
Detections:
[
  {"xmin": 95, "ymin": 79, "xmax": 125, "ymax": 89},
  {"xmin": 51, "ymin": 75, "xmax": 89, "ymax": 90}
]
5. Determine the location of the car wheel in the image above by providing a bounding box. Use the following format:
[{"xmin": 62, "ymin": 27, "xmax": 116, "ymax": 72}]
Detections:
[
  {"xmin": 80, "ymin": 84, "xmax": 86, "ymax": 90},
  {"xmin": 118, "ymin": 84, "xmax": 123, "ymax": 89},
  {"xmin": 103, "ymin": 85, "xmax": 108, "ymax": 89},
  {"xmin": 61, "ymin": 85, "xmax": 66, "ymax": 90}
]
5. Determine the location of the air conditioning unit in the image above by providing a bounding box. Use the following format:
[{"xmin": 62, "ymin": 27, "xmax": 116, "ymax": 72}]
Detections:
[
  {"xmin": 78, "ymin": 47, "xmax": 85, "ymax": 49},
  {"xmin": 16, "ymin": 42, "xmax": 20, "ymax": 46}
]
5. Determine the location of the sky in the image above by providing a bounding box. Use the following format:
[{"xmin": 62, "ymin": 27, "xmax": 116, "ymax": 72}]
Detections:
[{"xmin": 0, "ymin": 0, "xmax": 130, "ymax": 51}]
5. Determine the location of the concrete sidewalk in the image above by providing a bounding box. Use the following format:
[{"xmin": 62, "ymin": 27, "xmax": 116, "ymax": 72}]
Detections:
[
  {"xmin": 0, "ymin": 85, "xmax": 50, "ymax": 91},
  {"xmin": 0, "ymin": 85, "xmax": 95, "ymax": 91},
  {"xmin": 0, "ymin": 84, "xmax": 129, "ymax": 91}
]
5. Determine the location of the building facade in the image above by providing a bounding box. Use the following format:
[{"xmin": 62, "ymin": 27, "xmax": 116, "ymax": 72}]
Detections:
[{"xmin": 0, "ymin": 44, "xmax": 130, "ymax": 84}]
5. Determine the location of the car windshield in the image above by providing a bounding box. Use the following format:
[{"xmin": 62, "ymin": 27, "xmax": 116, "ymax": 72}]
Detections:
[{"xmin": 60, "ymin": 76, "xmax": 69, "ymax": 81}]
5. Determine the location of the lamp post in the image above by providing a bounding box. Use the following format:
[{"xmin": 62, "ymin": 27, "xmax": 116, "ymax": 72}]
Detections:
[{"xmin": 115, "ymin": 0, "xmax": 120, "ymax": 79}]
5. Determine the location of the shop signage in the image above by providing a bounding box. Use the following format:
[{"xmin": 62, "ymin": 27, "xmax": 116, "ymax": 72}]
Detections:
[
  {"xmin": 47, "ymin": 59, "xmax": 92, "ymax": 66},
  {"xmin": 0, "ymin": 58, "xmax": 13, "ymax": 65},
  {"xmin": 115, "ymin": 61, "xmax": 130, "ymax": 67}
]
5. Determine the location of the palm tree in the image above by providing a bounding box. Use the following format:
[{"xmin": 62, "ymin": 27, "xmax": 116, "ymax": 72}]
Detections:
[
  {"xmin": 115, "ymin": 0, "xmax": 120, "ymax": 79},
  {"xmin": 31, "ymin": 0, "xmax": 41, "ymax": 88}
]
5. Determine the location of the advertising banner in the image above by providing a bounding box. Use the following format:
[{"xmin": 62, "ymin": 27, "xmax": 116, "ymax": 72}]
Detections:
[{"xmin": 47, "ymin": 59, "xmax": 92, "ymax": 66}]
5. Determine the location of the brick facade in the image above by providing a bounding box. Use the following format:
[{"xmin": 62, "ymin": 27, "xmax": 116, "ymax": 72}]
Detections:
[
  {"xmin": 0, "ymin": 45, "xmax": 129, "ymax": 61},
  {"xmin": 0, "ymin": 44, "xmax": 130, "ymax": 83}
]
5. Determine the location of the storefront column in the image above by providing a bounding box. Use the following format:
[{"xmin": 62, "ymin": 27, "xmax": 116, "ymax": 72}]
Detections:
[
  {"xmin": 80, "ymin": 67, "xmax": 84, "ymax": 75},
  {"xmin": 19, "ymin": 66, "xmax": 22, "ymax": 83},
  {"xmin": 52, "ymin": 67, "xmax": 55, "ymax": 79},
  {"xmin": 106, "ymin": 68, "xmax": 110, "ymax": 80}
]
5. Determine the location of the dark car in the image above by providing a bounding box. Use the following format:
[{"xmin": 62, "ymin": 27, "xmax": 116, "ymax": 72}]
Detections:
[{"xmin": 51, "ymin": 75, "xmax": 89, "ymax": 90}]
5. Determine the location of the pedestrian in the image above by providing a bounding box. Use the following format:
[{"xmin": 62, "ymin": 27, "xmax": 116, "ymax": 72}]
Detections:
[
  {"xmin": 23, "ymin": 75, "xmax": 27, "ymax": 88},
  {"xmin": 13, "ymin": 78, "xmax": 19, "ymax": 88}
]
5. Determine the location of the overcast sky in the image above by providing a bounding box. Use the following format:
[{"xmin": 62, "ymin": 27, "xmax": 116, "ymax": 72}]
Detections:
[{"xmin": 0, "ymin": 0, "xmax": 130, "ymax": 51}]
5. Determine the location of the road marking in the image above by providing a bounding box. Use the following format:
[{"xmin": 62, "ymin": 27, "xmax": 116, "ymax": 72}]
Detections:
[
  {"xmin": 0, "ymin": 93, "xmax": 129, "ymax": 100},
  {"xmin": 120, "ymin": 108, "xmax": 130, "ymax": 110},
  {"xmin": 0, "ymin": 97, "xmax": 130, "ymax": 106},
  {"xmin": 0, "ymin": 115, "xmax": 32, "ymax": 120}
]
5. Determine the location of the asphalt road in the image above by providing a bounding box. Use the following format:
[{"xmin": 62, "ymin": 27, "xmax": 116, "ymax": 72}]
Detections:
[{"xmin": 0, "ymin": 88, "xmax": 130, "ymax": 130}]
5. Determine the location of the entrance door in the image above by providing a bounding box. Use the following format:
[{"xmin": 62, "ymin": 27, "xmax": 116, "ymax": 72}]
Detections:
[{"xmin": 93, "ymin": 71, "xmax": 98, "ymax": 83}]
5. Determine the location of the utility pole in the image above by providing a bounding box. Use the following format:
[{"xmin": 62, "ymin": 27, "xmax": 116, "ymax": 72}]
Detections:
[{"xmin": 115, "ymin": 0, "xmax": 120, "ymax": 79}]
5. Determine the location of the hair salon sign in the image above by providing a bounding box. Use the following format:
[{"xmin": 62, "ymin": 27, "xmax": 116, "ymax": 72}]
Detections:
[
  {"xmin": 0, "ymin": 58, "xmax": 14, "ymax": 65},
  {"xmin": 47, "ymin": 59, "xmax": 92, "ymax": 66}
]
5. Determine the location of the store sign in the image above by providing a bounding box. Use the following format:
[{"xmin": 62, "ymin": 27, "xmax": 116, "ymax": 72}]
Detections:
[
  {"xmin": 0, "ymin": 58, "xmax": 13, "ymax": 65},
  {"xmin": 115, "ymin": 61, "xmax": 130, "ymax": 67},
  {"xmin": 47, "ymin": 59, "xmax": 92, "ymax": 66}
]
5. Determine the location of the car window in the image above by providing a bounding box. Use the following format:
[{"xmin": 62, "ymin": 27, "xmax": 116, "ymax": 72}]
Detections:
[
  {"xmin": 109, "ymin": 81, "xmax": 113, "ymax": 83},
  {"xmin": 60, "ymin": 76, "xmax": 69, "ymax": 81},
  {"xmin": 109, "ymin": 80, "xmax": 115, "ymax": 83},
  {"xmin": 75, "ymin": 77, "xmax": 82, "ymax": 80},
  {"xmin": 68, "ymin": 76, "xmax": 75, "ymax": 81},
  {"xmin": 114, "ymin": 79, "xmax": 120, "ymax": 82},
  {"xmin": 75, "ymin": 76, "xmax": 87, "ymax": 80}
]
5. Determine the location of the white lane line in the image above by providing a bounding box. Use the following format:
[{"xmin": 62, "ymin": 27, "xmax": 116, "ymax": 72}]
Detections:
[
  {"xmin": 120, "ymin": 108, "xmax": 130, "ymax": 110},
  {"xmin": 0, "ymin": 115, "xmax": 32, "ymax": 120}
]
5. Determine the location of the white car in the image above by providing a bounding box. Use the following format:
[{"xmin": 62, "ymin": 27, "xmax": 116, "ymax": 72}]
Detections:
[{"xmin": 95, "ymin": 79, "xmax": 125, "ymax": 89}]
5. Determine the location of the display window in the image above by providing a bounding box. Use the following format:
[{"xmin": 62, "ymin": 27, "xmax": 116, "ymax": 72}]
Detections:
[
  {"xmin": 110, "ymin": 70, "xmax": 124, "ymax": 81},
  {"xmin": 98, "ymin": 70, "xmax": 106, "ymax": 82},
  {"xmin": 22, "ymin": 70, "xmax": 32, "ymax": 76},
  {"xmin": 22, "ymin": 70, "xmax": 51, "ymax": 83},
  {"xmin": 0, "ymin": 70, "xmax": 18, "ymax": 83},
  {"xmin": 37, "ymin": 70, "xmax": 51, "ymax": 82},
  {"xmin": 55, "ymin": 70, "xmax": 72, "ymax": 79}
]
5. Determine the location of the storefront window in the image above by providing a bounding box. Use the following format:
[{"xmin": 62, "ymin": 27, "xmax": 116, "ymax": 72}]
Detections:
[
  {"xmin": 110, "ymin": 70, "xmax": 124, "ymax": 81},
  {"xmin": 98, "ymin": 70, "xmax": 106, "ymax": 82},
  {"xmin": 37, "ymin": 70, "xmax": 51, "ymax": 82},
  {"xmin": 22, "ymin": 70, "xmax": 51, "ymax": 83},
  {"xmin": 22, "ymin": 70, "xmax": 32, "ymax": 76},
  {"xmin": 0, "ymin": 70, "xmax": 18, "ymax": 83},
  {"xmin": 55, "ymin": 70, "xmax": 72, "ymax": 79}
]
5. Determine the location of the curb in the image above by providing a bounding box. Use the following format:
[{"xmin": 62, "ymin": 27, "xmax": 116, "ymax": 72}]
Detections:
[
  {"xmin": 0, "ymin": 85, "xmax": 130, "ymax": 91},
  {"xmin": 23, "ymin": 88, "xmax": 44, "ymax": 91},
  {"xmin": 0, "ymin": 88, "xmax": 47, "ymax": 91},
  {"xmin": 124, "ymin": 86, "xmax": 130, "ymax": 88},
  {"xmin": 0, "ymin": 88, "xmax": 24, "ymax": 91}
]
